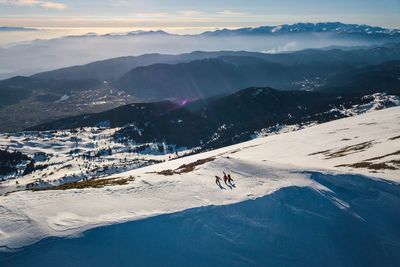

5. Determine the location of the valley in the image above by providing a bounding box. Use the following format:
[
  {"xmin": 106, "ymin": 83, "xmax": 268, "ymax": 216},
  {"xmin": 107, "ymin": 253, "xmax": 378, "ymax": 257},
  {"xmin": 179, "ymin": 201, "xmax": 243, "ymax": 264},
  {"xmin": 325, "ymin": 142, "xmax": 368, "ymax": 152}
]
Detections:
[{"xmin": 1, "ymin": 42, "xmax": 400, "ymax": 132}]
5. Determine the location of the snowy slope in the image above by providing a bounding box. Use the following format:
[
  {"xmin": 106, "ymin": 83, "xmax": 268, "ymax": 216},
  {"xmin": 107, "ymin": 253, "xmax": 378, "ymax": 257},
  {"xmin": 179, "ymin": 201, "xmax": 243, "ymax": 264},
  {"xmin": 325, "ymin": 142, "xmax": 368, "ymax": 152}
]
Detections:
[
  {"xmin": 0, "ymin": 127, "xmax": 190, "ymax": 195},
  {"xmin": 0, "ymin": 107, "xmax": 399, "ymax": 251},
  {"xmin": 2, "ymin": 172, "xmax": 399, "ymax": 267}
]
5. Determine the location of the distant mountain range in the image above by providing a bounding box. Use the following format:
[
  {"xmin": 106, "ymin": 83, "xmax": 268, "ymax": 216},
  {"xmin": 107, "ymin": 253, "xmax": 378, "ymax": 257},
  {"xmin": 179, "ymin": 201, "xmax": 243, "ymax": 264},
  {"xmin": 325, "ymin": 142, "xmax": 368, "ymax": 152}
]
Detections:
[
  {"xmin": 53, "ymin": 22, "xmax": 400, "ymax": 38},
  {"xmin": 0, "ymin": 27, "xmax": 38, "ymax": 32},
  {"xmin": 1, "ymin": 43, "xmax": 400, "ymax": 132},
  {"xmin": 28, "ymin": 87, "xmax": 400, "ymax": 151},
  {"xmin": 27, "ymin": 101, "xmax": 179, "ymax": 131},
  {"xmin": 2, "ymin": 22, "xmax": 400, "ymax": 79},
  {"xmin": 18, "ymin": 22, "xmax": 396, "ymax": 38},
  {"xmin": 201, "ymin": 22, "xmax": 400, "ymax": 37},
  {"xmin": 34, "ymin": 43, "xmax": 400, "ymax": 99},
  {"xmin": 321, "ymin": 60, "xmax": 400, "ymax": 94},
  {"xmin": 4, "ymin": 22, "xmax": 392, "ymax": 38},
  {"xmin": 32, "ymin": 42, "xmax": 400, "ymax": 83},
  {"xmin": 112, "ymin": 52, "xmax": 400, "ymax": 100}
]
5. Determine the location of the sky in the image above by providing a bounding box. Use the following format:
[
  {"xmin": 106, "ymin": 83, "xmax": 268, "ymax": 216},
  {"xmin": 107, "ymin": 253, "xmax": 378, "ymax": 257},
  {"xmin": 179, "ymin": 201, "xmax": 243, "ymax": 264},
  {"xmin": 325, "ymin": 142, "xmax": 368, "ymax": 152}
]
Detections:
[{"xmin": 0, "ymin": 0, "xmax": 399, "ymax": 31}]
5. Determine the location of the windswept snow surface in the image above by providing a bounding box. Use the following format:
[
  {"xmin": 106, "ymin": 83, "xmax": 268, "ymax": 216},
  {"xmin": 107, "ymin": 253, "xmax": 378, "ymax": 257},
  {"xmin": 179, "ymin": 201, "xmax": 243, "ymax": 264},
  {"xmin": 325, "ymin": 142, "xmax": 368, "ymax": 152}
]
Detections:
[
  {"xmin": 1, "ymin": 172, "xmax": 400, "ymax": 267},
  {"xmin": 0, "ymin": 107, "xmax": 400, "ymax": 253}
]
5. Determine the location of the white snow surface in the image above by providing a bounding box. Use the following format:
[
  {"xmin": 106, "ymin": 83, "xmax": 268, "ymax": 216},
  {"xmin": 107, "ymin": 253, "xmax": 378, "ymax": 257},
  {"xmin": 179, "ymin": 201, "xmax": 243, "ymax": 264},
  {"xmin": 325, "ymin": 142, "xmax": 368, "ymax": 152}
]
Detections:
[{"xmin": 1, "ymin": 107, "xmax": 399, "ymax": 251}]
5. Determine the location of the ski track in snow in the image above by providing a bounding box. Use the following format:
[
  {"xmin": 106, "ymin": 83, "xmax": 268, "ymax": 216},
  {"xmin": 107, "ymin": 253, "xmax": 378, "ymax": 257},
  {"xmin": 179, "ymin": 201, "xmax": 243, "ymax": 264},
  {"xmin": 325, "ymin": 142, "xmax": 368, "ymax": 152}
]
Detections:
[{"xmin": 0, "ymin": 106, "xmax": 400, "ymax": 251}]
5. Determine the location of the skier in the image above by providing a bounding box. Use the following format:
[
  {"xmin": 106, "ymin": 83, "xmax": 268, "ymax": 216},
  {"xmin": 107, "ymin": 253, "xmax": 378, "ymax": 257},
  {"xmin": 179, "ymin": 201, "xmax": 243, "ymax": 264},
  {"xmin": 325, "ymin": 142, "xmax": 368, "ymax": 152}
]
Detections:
[
  {"xmin": 215, "ymin": 176, "xmax": 222, "ymax": 187},
  {"xmin": 228, "ymin": 174, "xmax": 234, "ymax": 184},
  {"xmin": 223, "ymin": 172, "xmax": 228, "ymax": 185}
]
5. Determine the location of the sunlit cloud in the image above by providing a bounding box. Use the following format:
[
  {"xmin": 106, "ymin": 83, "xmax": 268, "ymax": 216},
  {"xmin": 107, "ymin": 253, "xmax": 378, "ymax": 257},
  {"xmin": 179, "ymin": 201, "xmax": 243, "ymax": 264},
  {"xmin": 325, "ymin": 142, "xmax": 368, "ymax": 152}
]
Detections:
[
  {"xmin": 39, "ymin": 1, "xmax": 65, "ymax": 10},
  {"xmin": 134, "ymin": 12, "xmax": 169, "ymax": 18},
  {"xmin": 0, "ymin": 0, "xmax": 66, "ymax": 10},
  {"xmin": 0, "ymin": 1, "xmax": 399, "ymax": 30},
  {"xmin": 0, "ymin": 12, "xmax": 399, "ymax": 30},
  {"xmin": 217, "ymin": 10, "xmax": 246, "ymax": 16},
  {"xmin": 109, "ymin": 0, "xmax": 129, "ymax": 7},
  {"xmin": 177, "ymin": 10, "xmax": 204, "ymax": 17}
]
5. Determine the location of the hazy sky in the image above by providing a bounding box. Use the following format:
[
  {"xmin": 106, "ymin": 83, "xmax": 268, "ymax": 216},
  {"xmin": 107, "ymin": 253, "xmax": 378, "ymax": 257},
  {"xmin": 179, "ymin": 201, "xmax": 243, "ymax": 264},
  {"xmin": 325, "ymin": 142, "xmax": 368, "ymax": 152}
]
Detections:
[{"xmin": 0, "ymin": 0, "xmax": 399, "ymax": 30}]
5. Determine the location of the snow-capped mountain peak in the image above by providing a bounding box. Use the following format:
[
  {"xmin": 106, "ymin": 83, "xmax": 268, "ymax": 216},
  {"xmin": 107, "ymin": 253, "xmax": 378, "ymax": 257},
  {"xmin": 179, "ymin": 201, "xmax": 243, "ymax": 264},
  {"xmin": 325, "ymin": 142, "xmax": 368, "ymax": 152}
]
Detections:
[{"xmin": 202, "ymin": 22, "xmax": 400, "ymax": 36}]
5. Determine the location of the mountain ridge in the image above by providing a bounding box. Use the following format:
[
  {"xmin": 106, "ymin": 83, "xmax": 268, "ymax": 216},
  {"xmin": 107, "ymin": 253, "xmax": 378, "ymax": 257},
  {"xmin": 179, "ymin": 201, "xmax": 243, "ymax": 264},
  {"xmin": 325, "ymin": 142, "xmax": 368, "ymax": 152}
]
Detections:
[
  {"xmin": 201, "ymin": 22, "xmax": 400, "ymax": 36},
  {"xmin": 27, "ymin": 87, "xmax": 400, "ymax": 150}
]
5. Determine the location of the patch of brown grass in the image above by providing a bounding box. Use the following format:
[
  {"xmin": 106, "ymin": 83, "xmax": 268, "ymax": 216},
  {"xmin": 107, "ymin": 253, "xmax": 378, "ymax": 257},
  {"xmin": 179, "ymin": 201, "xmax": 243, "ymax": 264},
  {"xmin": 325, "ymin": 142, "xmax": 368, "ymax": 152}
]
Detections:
[
  {"xmin": 389, "ymin": 135, "xmax": 400, "ymax": 141},
  {"xmin": 365, "ymin": 150, "xmax": 400, "ymax": 161},
  {"xmin": 157, "ymin": 157, "xmax": 215, "ymax": 176},
  {"xmin": 390, "ymin": 160, "xmax": 400, "ymax": 165},
  {"xmin": 33, "ymin": 176, "xmax": 135, "ymax": 191},
  {"xmin": 336, "ymin": 161, "xmax": 398, "ymax": 171},
  {"xmin": 228, "ymin": 149, "xmax": 241, "ymax": 154},
  {"xmin": 308, "ymin": 150, "xmax": 331, "ymax": 156},
  {"xmin": 358, "ymin": 122, "xmax": 377, "ymax": 126},
  {"xmin": 323, "ymin": 141, "xmax": 375, "ymax": 159},
  {"xmin": 157, "ymin": 170, "xmax": 175, "ymax": 176}
]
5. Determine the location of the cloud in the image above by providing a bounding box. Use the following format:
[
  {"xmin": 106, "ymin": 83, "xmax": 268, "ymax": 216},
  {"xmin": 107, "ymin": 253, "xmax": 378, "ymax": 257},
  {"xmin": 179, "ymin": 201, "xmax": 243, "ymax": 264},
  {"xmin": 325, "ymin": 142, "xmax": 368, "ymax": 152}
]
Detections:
[
  {"xmin": 177, "ymin": 10, "xmax": 204, "ymax": 17},
  {"xmin": 0, "ymin": 0, "xmax": 66, "ymax": 10},
  {"xmin": 217, "ymin": 10, "xmax": 245, "ymax": 16},
  {"xmin": 39, "ymin": 1, "xmax": 65, "ymax": 10},
  {"xmin": 110, "ymin": 0, "xmax": 129, "ymax": 7},
  {"xmin": 134, "ymin": 12, "xmax": 169, "ymax": 18},
  {"xmin": 263, "ymin": 42, "xmax": 298, "ymax": 54}
]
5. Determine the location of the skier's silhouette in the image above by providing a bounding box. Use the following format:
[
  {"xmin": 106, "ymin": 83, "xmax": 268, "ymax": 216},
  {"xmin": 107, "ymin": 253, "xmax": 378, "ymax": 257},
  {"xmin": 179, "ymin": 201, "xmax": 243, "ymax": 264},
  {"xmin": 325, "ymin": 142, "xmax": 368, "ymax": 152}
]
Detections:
[
  {"xmin": 223, "ymin": 172, "xmax": 228, "ymax": 184},
  {"xmin": 215, "ymin": 176, "xmax": 223, "ymax": 189},
  {"xmin": 223, "ymin": 172, "xmax": 232, "ymax": 189},
  {"xmin": 227, "ymin": 174, "xmax": 235, "ymax": 187}
]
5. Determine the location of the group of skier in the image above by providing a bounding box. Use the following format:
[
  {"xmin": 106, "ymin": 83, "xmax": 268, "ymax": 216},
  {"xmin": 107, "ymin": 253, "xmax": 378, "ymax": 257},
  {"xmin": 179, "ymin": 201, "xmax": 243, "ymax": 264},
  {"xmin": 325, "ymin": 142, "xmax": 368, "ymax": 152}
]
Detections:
[{"xmin": 215, "ymin": 171, "xmax": 234, "ymax": 188}]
